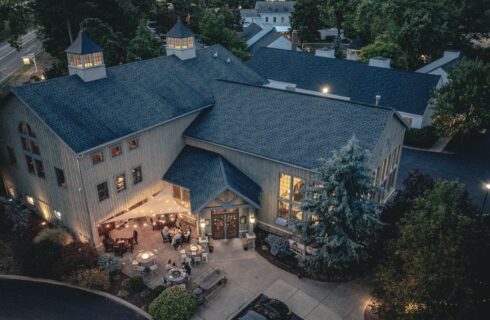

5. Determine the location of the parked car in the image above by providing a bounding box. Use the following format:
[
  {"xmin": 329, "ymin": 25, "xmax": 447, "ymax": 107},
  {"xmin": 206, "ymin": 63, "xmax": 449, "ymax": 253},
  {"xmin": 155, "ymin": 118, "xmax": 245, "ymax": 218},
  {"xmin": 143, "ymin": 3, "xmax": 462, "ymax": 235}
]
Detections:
[
  {"xmin": 251, "ymin": 296, "xmax": 292, "ymax": 320},
  {"xmin": 240, "ymin": 310, "xmax": 266, "ymax": 320}
]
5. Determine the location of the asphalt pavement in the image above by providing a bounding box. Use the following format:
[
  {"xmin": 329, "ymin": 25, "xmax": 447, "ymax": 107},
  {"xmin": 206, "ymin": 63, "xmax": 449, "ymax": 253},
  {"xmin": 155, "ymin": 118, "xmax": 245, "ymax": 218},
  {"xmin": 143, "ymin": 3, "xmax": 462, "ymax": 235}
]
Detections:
[
  {"xmin": 0, "ymin": 31, "xmax": 43, "ymax": 83},
  {"xmin": 0, "ymin": 278, "xmax": 149, "ymax": 320}
]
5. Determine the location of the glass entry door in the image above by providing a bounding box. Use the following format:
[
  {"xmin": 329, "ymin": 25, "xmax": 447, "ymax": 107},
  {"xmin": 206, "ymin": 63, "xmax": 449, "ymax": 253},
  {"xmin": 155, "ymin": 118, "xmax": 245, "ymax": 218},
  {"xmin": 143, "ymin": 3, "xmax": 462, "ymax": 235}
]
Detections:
[{"xmin": 211, "ymin": 209, "xmax": 239, "ymax": 240}]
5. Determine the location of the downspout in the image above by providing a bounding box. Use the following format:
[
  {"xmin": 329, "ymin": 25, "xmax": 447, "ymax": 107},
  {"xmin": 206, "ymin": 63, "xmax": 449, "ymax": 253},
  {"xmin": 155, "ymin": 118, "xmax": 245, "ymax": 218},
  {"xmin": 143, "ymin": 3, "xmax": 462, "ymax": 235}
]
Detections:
[{"xmin": 76, "ymin": 155, "xmax": 96, "ymax": 244}]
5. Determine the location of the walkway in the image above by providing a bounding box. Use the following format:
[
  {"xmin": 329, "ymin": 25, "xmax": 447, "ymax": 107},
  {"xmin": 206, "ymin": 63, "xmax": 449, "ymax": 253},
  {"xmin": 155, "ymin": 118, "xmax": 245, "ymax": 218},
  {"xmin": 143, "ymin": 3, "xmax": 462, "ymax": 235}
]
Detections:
[{"xmin": 0, "ymin": 276, "xmax": 149, "ymax": 320}]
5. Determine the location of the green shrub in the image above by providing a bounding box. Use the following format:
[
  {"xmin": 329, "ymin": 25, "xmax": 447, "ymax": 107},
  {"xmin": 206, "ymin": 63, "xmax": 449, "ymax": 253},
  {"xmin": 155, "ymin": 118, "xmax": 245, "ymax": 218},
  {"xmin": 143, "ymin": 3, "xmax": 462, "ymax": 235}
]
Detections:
[
  {"xmin": 149, "ymin": 286, "xmax": 198, "ymax": 320},
  {"xmin": 34, "ymin": 228, "xmax": 73, "ymax": 246},
  {"xmin": 149, "ymin": 285, "xmax": 166, "ymax": 301},
  {"xmin": 22, "ymin": 240, "xmax": 63, "ymax": 279},
  {"xmin": 128, "ymin": 275, "xmax": 145, "ymax": 292},
  {"xmin": 61, "ymin": 241, "xmax": 98, "ymax": 275},
  {"xmin": 97, "ymin": 253, "xmax": 122, "ymax": 274},
  {"xmin": 404, "ymin": 126, "xmax": 438, "ymax": 148},
  {"xmin": 265, "ymin": 234, "xmax": 291, "ymax": 257},
  {"xmin": 67, "ymin": 268, "xmax": 110, "ymax": 291}
]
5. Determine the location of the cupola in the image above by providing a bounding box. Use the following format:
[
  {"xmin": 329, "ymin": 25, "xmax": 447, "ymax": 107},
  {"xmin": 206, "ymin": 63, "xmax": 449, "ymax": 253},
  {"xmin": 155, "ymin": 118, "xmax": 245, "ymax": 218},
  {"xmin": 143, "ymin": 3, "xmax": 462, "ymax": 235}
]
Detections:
[
  {"xmin": 65, "ymin": 31, "xmax": 107, "ymax": 82},
  {"xmin": 166, "ymin": 18, "xmax": 196, "ymax": 60}
]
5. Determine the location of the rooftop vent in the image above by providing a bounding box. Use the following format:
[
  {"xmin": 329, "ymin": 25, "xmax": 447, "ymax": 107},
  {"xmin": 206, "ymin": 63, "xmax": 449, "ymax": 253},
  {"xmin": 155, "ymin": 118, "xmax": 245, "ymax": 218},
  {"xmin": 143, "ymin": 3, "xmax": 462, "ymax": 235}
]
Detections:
[
  {"xmin": 315, "ymin": 48, "xmax": 335, "ymax": 59},
  {"xmin": 226, "ymin": 58, "xmax": 231, "ymax": 64},
  {"xmin": 369, "ymin": 57, "xmax": 391, "ymax": 68},
  {"xmin": 375, "ymin": 94, "xmax": 381, "ymax": 106},
  {"xmin": 213, "ymin": 51, "xmax": 218, "ymax": 58}
]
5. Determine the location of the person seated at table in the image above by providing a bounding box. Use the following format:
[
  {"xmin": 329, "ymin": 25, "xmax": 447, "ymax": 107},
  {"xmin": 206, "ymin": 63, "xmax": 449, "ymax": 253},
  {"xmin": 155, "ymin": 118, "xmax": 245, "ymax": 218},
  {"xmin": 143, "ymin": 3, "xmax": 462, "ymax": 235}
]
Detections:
[
  {"xmin": 165, "ymin": 259, "xmax": 173, "ymax": 272},
  {"xmin": 183, "ymin": 262, "xmax": 192, "ymax": 277},
  {"xmin": 161, "ymin": 226, "xmax": 170, "ymax": 243},
  {"xmin": 172, "ymin": 231, "xmax": 182, "ymax": 250},
  {"xmin": 132, "ymin": 230, "xmax": 138, "ymax": 245}
]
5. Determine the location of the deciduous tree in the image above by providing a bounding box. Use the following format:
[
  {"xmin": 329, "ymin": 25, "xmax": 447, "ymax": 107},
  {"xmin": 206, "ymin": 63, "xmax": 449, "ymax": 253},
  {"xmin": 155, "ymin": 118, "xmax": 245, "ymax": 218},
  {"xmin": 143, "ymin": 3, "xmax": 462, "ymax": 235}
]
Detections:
[
  {"xmin": 127, "ymin": 21, "xmax": 164, "ymax": 62},
  {"xmin": 290, "ymin": 0, "xmax": 322, "ymax": 43}
]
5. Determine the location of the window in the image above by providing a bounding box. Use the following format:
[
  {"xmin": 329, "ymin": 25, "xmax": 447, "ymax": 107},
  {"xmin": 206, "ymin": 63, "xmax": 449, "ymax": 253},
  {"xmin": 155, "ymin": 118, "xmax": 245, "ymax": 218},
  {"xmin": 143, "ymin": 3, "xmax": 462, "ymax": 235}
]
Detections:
[
  {"xmin": 279, "ymin": 173, "xmax": 291, "ymax": 199},
  {"xmin": 91, "ymin": 151, "xmax": 104, "ymax": 165},
  {"xmin": 115, "ymin": 174, "xmax": 127, "ymax": 192},
  {"xmin": 182, "ymin": 189, "xmax": 190, "ymax": 202},
  {"xmin": 182, "ymin": 37, "xmax": 188, "ymax": 49},
  {"xmin": 172, "ymin": 185, "xmax": 190, "ymax": 204},
  {"xmin": 111, "ymin": 145, "xmax": 122, "ymax": 157},
  {"xmin": 292, "ymin": 177, "xmax": 305, "ymax": 202},
  {"xmin": 187, "ymin": 37, "xmax": 194, "ymax": 48},
  {"xmin": 55, "ymin": 167, "xmax": 66, "ymax": 187},
  {"xmin": 93, "ymin": 52, "xmax": 103, "ymax": 65},
  {"xmin": 291, "ymin": 204, "xmax": 303, "ymax": 221},
  {"xmin": 21, "ymin": 138, "xmax": 30, "ymax": 151},
  {"xmin": 31, "ymin": 141, "xmax": 40, "ymax": 155},
  {"xmin": 34, "ymin": 159, "xmax": 45, "ymax": 178},
  {"xmin": 277, "ymin": 173, "xmax": 306, "ymax": 222},
  {"xmin": 168, "ymin": 37, "xmax": 175, "ymax": 48},
  {"xmin": 25, "ymin": 155, "xmax": 35, "ymax": 174},
  {"xmin": 68, "ymin": 53, "xmax": 83, "ymax": 67},
  {"xmin": 26, "ymin": 196, "xmax": 34, "ymax": 205},
  {"xmin": 277, "ymin": 201, "xmax": 289, "ymax": 219},
  {"xmin": 54, "ymin": 210, "xmax": 62, "ymax": 219},
  {"xmin": 128, "ymin": 138, "xmax": 139, "ymax": 150},
  {"xmin": 273, "ymin": 17, "xmax": 277, "ymax": 23},
  {"xmin": 97, "ymin": 182, "xmax": 109, "ymax": 202},
  {"xmin": 265, "ymin": 16, "xmax": 269, "ymax": 22},
  {"xmin": 19, "ymin": 122, "xmax": 35, "ymax": 137},
  {"xmin": 281, "ymin": 16, "xmax": 285, "ymax": 23},
  {"xmin": 84, "ymin": 54, "xmax": 93, "ymax": 67},
  {"xmin": 7, "ymin": 147, "xmax": 17, "ymax": 165},
  {"xmin": 173, "ymin": 184, "xmax": 181, "ymax": 199},
  {"xmin": 403, "ymin": 117, "xmax": 413, "ymax": 126},
  {"xmin": 132, "ymin": 166, "xmax": 142, "ymax": 185}
]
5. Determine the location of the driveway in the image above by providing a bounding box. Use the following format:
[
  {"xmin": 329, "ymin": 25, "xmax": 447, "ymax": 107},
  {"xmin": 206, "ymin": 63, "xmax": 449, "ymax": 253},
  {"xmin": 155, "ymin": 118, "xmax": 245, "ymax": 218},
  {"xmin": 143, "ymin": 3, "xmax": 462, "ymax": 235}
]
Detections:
[
  {"xmin": 192, "ymin": 239, "xmax": 369, "ymax": 320},
  {"xmin": 0, "ymin": 276, "xmax": 149, "ymax": 320}
]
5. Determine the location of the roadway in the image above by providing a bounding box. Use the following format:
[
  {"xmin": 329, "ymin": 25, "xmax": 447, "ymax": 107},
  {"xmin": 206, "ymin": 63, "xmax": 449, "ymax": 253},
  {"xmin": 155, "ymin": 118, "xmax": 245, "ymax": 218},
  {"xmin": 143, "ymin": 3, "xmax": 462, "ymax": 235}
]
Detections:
[{"xmin": 0, "ymin": 31, "xmax": 43, "ymax": 83}]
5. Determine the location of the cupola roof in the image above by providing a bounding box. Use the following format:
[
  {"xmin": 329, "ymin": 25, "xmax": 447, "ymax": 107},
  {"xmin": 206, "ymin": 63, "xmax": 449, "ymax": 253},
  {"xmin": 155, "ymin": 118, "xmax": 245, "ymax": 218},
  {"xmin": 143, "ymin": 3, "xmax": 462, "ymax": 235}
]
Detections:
[
  {"xmin": 167, "ymin": 18, "xmax": 194, "ymax": 38},
  {"xmin": 65, "ymin": 31, "xmax": 103, "ymax": 54}
]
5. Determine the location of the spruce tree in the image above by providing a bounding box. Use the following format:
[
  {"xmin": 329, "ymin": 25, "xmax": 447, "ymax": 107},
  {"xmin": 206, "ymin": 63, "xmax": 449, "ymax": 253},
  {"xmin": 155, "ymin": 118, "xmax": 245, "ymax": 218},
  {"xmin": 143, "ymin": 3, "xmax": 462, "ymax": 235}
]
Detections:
[{"xmin": 300, "ymin": 135, "xmax": 382, "ymax": 273}]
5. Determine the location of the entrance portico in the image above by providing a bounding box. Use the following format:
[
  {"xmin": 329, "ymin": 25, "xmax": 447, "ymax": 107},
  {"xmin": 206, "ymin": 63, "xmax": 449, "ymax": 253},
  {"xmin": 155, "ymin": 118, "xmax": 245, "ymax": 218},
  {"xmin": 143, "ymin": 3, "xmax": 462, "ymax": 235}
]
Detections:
[{"xmin": 164, "ymin": 146, "xmax": 261, "ymax": 240}]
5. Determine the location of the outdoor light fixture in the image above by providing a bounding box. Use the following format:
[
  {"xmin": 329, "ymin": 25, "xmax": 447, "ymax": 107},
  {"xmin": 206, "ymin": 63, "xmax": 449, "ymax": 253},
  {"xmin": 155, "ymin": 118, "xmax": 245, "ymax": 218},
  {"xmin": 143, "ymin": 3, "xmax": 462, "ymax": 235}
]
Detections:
[
  {"xmin": 250, "ymin": 213, "xmax": 256, "ymax": 224},
  {"xmin": 322, "ymin": 86, "xmax": 330, "ymax": 94},
  {"xmin": 200, "ymin": 218, "xmax": 206, "ymax": 230},
  {"xmin": 482, "ymin": 182, "xmax": 490, "ymax": 211},
  {"xmin": 21, "ymin": 53, "xmax": 38, "ymax": 72}
]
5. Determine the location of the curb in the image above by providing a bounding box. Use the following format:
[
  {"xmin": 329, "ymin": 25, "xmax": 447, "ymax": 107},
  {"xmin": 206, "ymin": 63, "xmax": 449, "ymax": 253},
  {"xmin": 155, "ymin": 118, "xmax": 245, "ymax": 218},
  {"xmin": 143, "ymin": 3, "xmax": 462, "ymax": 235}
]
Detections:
[{"xmin": 0, "ymin": 274, "xmax": 152, "ymax": 319}]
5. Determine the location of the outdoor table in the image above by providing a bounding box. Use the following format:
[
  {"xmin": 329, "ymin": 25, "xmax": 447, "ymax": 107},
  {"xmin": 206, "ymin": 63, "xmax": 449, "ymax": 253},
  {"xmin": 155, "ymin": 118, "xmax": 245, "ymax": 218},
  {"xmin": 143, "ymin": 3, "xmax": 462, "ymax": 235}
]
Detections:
[
  {"xmin": 166, "ymin": 267, "xmax": 186, "ymax": 285},
  {"xmin": 135, "ymin": 250, "xmax": 156, "ymax": 267}
]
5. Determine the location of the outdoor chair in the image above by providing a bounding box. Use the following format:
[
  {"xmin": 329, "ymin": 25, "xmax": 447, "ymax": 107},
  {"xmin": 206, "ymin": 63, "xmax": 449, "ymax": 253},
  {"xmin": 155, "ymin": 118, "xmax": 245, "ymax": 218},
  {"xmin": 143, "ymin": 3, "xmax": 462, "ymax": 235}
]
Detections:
[
  {"xmin": 136, "ymin": 265, "xmax": 146, "ymax": 273},
  {"xmin": 201, "ymin": 252, "xmax": 208, "ymax": 264},
  {"xmin": 181, "ymin": 253, "xmax": 187, "ymax": 263},
  {"xmin": 149, "ymin": 264, "xmax": 158, "ymax": 275},
  {"xmin": 193, "ymin": 256, "xmax": 202, "ymax": 267}
]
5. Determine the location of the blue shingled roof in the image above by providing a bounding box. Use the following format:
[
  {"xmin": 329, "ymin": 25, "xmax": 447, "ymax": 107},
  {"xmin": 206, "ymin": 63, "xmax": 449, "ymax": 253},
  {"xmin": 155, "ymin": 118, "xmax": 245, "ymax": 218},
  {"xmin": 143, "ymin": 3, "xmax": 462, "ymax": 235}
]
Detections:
[
  {"xmin": 185, "ymin": 80, "xmax": 400, "ymax": 170},
  {"xmin": 65, "ymin": 31, "xmax": 103, "ymax": 54},
  {"xmin": 167, "ymin": 18, "xmax": 194, "ymax": 38},
  {"xmin": 245, "ymin": 48, "xmax": 441, "ymax": 115},
  {"xmin": 163, "ymin": 146, "xmax": 261, "ymax": 212},
  {"xmin": 11, "ymin": 45, "xmax": 265, "ymax": 154}
]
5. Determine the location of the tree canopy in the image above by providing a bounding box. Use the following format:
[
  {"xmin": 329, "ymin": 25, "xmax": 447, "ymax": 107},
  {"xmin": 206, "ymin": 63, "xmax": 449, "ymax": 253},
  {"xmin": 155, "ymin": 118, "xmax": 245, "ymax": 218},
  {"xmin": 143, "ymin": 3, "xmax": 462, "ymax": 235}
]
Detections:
[
  {"xmin": 432, "ymin": 59, "xmax": 490, "ymax": 138},
  {"xmin": 126, "ymin": 21, "xmax": 164, "ymax": 62},
  {"xmin": 291, "ymin": 0, "xmax": 322, "ymax": 43},
  {"xmin": 300, "ymin": 136, "xmax": 382, "ymax": 275}
]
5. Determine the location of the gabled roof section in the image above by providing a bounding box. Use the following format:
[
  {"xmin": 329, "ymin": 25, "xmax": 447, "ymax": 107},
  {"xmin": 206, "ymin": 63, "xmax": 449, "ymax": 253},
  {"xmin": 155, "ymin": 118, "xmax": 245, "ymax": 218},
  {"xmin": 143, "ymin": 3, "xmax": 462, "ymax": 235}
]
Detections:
[
  {"xmin": 416, "ymin": 51, "xmax": 462, "ymax": 73},
  {"xmin": 11, "ymin": 45, "xmax": 266, "ymax": 154},
  {"xmin": 163, "ymin": 146, "xmax": 261, "ymax": 212},
  {"xmin": 246, "ymin": 47, "xmax": 441, "ymax": 115},
  {"xmin": 65, "ymin": 31, "xmax": 103, "ymax": 54},
  {"xmin": 241, "ymin": 23, "xmax": 263, "ymax": 41},
  {"xmin": 255, "ymin": 1, "xmax": 295, "ymax": 13},
  {"xmin": 167, "ymin": 18, "xmax": 194, "ymax": 38},
  {"xmin": 185, "ymin": 80, "xmax": 399, "ymax": 170}
]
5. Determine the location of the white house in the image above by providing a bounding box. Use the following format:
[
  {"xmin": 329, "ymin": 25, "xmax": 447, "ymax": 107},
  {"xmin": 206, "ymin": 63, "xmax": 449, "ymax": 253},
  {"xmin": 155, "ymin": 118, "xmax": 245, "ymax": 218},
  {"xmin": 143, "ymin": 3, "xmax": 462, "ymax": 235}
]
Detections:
[{"xmin": 241, "ymin": 1, "xmax": 295, "ymax": 30}]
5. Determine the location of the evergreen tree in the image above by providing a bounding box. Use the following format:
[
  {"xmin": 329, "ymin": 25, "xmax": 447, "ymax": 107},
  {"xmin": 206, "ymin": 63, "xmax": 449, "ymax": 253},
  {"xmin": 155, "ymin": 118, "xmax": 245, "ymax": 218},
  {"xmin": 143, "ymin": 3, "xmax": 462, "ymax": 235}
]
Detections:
[
  {"xmin": 290, "ymin": 0, "xmax": 322, "ymax": 43},
  {"xmin": 300, "ymin": 135, "xmax": 382, "ymax": 274},
  {"xmin": 126, "ymin": 21, "xmax": 164, "ymax": 62}
]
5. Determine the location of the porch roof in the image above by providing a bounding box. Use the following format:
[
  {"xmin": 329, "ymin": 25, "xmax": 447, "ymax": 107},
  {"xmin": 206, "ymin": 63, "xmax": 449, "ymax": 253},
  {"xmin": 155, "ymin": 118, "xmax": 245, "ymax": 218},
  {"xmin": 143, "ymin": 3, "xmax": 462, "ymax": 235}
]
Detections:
[{"xmin": 163, "ymin": 146, "xmax": 261, "ymax": 213}]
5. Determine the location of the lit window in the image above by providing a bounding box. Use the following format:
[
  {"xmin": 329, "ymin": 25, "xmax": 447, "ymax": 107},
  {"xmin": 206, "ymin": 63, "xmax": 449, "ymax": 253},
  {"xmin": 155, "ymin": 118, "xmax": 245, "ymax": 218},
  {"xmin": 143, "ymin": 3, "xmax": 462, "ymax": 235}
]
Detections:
[
  {"xmin": 19, "ymin": 122, "xmax": 28, "ymax": 135},
  {"xmin": 279, "ymin": 174, "xmax": 291, "ymax": 199},
  {"xmin": 35, "ymin": 159, "xmax": 45, "ymax": 178},
  {"xmin": 55, "ymin": 167, "xmax": 66, "ymax": 187},
  {"xmin": 187, "ymin": 37, "xmax": 194, "ymax": 48},
  {"xmin": 115, "ymin": 174, "xmax": 127, "ymax": 192},
  {"xmin": 182, "ymin": 37, "xmax": 188, "ymax": 49},
  {"xmin": 182, "ymin": 189, "xmax": 190, "ymax": 202},
  {"xmin": 21, "ymin": 138, "xmax": 30, "ymax": 151},
  {"xmin": 97, "ymin": 182, "xmax": 109, "ymax": 201},
  {"xmin": 25, "ymin": 155, "xmax": 35, "ymax": 174},
  {"xmin": 83, "ymin": 54, "xmax": 93, "ymax": 67},
  {"xmin": 7, "ymin": 147, "xmax": 17, "ymax": 165},
  {"xmin": 111, "ymin": 145, "xmax": 122, "ymax": 157},
  {"xmin": 31, "ymin": 141, "xmax": 40, "ymax": 155},
  {"xmin": 93, "ymin": 52, "xmax": 103, "ymax": 65},
  {"xmin": 91, "ymin": 151, "xmax": 104, "ymax": 165},
  {"xmin": 291, "ymin": 204, "xmax": 303, "ymax": 221},
  {"xmin": 167, "ymin": 37, "xmax": 175, "ymax": 49},
  {"xmin": 54, "ymin": 210, "xmax": 62, "ymax": 219},
  {"xmin": 277, "ymin": 201, "xmax": 289, "ymax": 219},
  {"xmin": 132, "ymin": 166, "xmax": 142, "ymax": 185},
  {"xmin": 292, "ymin": 177, "xmax": 305, "ymax": 202},
  {"xmin": 26, "ymin": 196, "xmax": 34, "ymax": 205},
  {"xmin": 172, "ymin": 185, "xmax": 181, "ymax": 199},
  {"xmin": 128, "ymin": 138, "xmax": 139, "ymax": 150}
]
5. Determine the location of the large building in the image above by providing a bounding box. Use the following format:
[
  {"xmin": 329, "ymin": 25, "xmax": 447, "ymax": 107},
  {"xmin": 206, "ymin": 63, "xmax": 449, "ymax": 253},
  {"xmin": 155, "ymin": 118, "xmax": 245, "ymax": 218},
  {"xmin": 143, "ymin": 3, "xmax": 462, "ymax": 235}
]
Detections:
[{"xmin": 0, "ymin": 21, "xmax": 405, "ymax": 246}]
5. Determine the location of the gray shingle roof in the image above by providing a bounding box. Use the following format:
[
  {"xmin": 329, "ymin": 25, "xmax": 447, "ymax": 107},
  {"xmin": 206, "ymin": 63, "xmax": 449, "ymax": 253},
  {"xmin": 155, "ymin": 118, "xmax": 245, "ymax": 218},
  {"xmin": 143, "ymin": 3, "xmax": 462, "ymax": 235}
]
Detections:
[
  {"xmin": 185, "ymin": 80, "xmax": 399, "ymax": 170},
  {"xmin": 166, "ymin": 18, "xmax": 194, "ymax": 38},
  {"xmin": 163, "ymin": 146, "xmax": 261, "ymax": 212},
  {"xmin": 65, "ymin": 31, "xmax": 103, "ymax": 54},
  {"xmin": 246, "ymin": 48, "xmax": 441, "ymax": 115},
  {"xmin": 255, "ymin": 1, "xmax": 296, "ymax": 13},
  {"xmin": 12, "ymin": 45, "xmax": 265, "ymax": 154},
  {"xmin": 241, "ymin": 23, "xmax": 263, "ymax": 41},
  {"xmin": 248, "ymin": 29, "xmax": 282, "ymax": 54}
]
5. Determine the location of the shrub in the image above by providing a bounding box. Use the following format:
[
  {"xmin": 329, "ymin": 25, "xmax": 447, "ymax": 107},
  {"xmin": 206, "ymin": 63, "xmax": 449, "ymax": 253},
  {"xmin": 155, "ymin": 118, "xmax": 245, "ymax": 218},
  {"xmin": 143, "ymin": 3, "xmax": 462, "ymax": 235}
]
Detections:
[
  {"xmin": 22, "ymin": 240, "xmax": 63, "ymax": 279},
  {"xmin": 67, "ymin": 268, "xmax": 110, "ymax": 291},
  {"xmin": 404, "ymin": 126, "xmax": 438, "ymax": 148},
  {"xmin": 2, "ymin": 200, "xmax": 30, "ymax": 235},
  {"xmin": 149, "ymin": 285, "xmax": 166, "ymax": 301},
  {"xmin": 265, "ymin": 234, "xmax": 291, "ymax": 257},
  {"xmin": 61, "ymin": 241, "xmax": 98, "ymax": 275},
  {"xmin": 97, "ymin": 253, "xmax": 122, "ymax": 274},
  {"xmin": 128, "ymin": 275, "xmax": 145, "ymax": 293},
  {"xmin": 34, "ymin": 228, "xmax": 73, "ymax": 246},
  {"xmin": 149, "ymin": 286, "xmax": 198, "ymax": 320}
]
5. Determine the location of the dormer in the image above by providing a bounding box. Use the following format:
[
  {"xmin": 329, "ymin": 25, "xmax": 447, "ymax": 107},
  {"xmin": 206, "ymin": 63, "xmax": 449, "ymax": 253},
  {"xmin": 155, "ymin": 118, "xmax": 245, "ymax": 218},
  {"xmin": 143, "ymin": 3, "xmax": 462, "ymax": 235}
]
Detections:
[
  {"xmin": 166, "ymin": 18, "xmax": 196, "ymax": 60},
  {"xmin": 65, "ymin": 31, "xmax": 107, "ymax": 82}
]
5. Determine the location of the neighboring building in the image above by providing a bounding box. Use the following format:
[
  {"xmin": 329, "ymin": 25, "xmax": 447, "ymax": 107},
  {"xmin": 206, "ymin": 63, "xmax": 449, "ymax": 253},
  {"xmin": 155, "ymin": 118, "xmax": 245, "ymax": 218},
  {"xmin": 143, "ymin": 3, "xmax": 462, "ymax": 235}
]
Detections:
[
  {"xmin": 0, "ymin": 21, "xmax": 405, "ymax": 246},
  {"xmin": 416, "ymin": 50, "xmax": 463, "ymax": 84},
  {"xmin": 241, "ymin": 1, "xmax": 295, "ymax": 30},
  {"xmin": 246, "ymin": 47, "xmax": 442, "ymax": 128},
  {"xmin": 241, "ymin": 23, "xmax": 301, "ymax": 55}
]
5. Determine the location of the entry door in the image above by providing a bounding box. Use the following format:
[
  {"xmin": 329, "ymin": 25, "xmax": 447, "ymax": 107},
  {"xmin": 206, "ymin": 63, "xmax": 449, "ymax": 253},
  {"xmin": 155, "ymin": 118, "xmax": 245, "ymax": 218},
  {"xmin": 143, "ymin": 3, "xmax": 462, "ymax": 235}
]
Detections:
[
  {"xmin": 212, "ymin": 214, "xmax": 225, "ymax": 240},
  {"xmin": 225, "ymin": 211, "xmax": 239, "ymax": 238}
]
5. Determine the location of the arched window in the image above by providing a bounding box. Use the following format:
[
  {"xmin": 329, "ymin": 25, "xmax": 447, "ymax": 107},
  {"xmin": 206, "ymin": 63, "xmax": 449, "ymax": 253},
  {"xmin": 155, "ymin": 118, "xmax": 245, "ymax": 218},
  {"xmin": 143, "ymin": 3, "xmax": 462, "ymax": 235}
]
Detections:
[{"xmin": 19, "ymin": 121, "xmax": 44, "ymax": 178}]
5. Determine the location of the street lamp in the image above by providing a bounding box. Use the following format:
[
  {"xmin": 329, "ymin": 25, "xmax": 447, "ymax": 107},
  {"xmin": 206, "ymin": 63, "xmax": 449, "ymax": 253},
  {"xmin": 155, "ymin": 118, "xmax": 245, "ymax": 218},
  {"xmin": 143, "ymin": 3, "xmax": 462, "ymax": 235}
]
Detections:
[
  {"xmin": 21, "ymin": 53, "xmax": 38, "ymax": 72},
  {"xmin": 482, "ymin": 183, "xmax": 490, "ymax": 211}
]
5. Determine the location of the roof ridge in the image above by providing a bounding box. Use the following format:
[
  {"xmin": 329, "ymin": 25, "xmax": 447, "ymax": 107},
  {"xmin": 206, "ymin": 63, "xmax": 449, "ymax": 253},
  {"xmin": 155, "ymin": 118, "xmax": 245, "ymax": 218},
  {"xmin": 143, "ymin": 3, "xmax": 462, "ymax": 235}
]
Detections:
[
  {"xmin": 214, "ymin": 79, "xmax": 398, "ymax": 112},
  {"xmin": 218, "ymin": 156, "xmax": 229, "ymax": 187}
]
